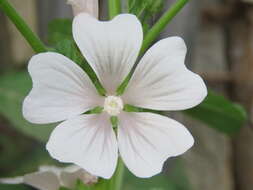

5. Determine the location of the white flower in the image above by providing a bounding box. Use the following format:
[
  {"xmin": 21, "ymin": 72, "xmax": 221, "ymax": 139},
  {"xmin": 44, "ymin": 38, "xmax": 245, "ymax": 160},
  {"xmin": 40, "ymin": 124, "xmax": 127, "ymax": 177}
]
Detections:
[
  {"xmin": 67, "ymin": 0, "xmax": 99, "ymax": 17},
  {"xmin": 23, "ymin": 13, "xmax": 207, "ymax": 179},
  {"xmin": 0, "ymin": 165, "xmax": 97, "ymax": 190}
]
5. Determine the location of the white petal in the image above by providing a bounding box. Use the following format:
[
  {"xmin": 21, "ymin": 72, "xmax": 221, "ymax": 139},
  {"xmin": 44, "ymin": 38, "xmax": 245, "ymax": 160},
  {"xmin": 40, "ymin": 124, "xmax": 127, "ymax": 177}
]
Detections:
[
  {"xmin": 73, "ymin": 13, "xmax": 143, "ymax": 94},
  {"xmin": 62, "ymin": 165, "xmax": 81, "ymax": 173},
  {"xmin": 0, "ymin": 177, "xmax": 23, "ymax": 184},
  {"xmin": 23, "ymin": 52, "xmax": 103, "ymax": 124},
  {"xmin": 118, "ymin": 112, "xmax": 194, "ymax": 178},
  {"xmin": 23, "ymin": 171, "xmax": 60, "ymax": 190},
  {"xmin": 46, "ymin": 114, "xmax": 118, "ymax": 179},
  {"xmin": 38, "ymin": 165, "xmax": 62, "ymax": 177},
  {"xmin": 123, "ymin": 37, "xmax": 207, "ymax": 110}
]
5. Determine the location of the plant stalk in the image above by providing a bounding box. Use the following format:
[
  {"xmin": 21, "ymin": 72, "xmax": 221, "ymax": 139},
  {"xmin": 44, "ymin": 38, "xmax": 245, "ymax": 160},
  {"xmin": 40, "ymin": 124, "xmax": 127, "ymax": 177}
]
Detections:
[
  {"xmin": 112, "ymin": 158, "xmax": 125, "ymax": 190},
  {"xmin": 0, "ymin": 0, "xmax": 47, "ymax": 53},
  {"xmin": 108, "ymin": 0, "xmax": 121, "ymax": 19},
  {"xmin": 140, "ymin": 0, "xmax": 189, "ymax": 54}
]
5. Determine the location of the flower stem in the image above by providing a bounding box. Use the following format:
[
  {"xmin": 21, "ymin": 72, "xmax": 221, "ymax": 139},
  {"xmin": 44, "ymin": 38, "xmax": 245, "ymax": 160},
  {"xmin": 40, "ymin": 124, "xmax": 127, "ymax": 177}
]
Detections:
[
  {"xmin": 124, "ymin": 104, "xmax": 164, "ymax": 115},
  {"xmin": 108, "ymin": 0, "xmax": 121, "ymax": 19},
  {"xmin": 111, "ymin": 158, "xmax": 125, "ymax": 190},
  {"xmin": 140, "ymin": 0, "xmax": 189, "ymax": 55},
  {"xmin": 0, "ymin": 0, "xmax": 47, "ymax": 53}
]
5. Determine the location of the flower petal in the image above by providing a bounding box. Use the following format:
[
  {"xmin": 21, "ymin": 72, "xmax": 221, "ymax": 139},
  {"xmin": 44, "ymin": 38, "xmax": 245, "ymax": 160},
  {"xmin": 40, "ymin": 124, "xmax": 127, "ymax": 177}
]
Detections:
[
  {"xmin": 123, "ymin": 37, "xmax": 207, "ymax": 110},
  {"xmin": 46, "ymin": 114, "xmax": 118, "ymax": 179},
  {"xmin": 73, "ymin": 13, "xmax": 143, "ymax": 94},
  {"xmin": 118, "ymin": 112, "xmax": 194, "ymax": 178},
  {"xmin": 23, "ymin": 171, "xmax": 59, "ymax": 190},
  {"xmin": 23, "ymin": 52, "xmax": 103, "ymax": 124},
  {"xmin": 0, "ymin": 177, "xmax": 23, "ymax": 184},
  {"xmin": 38, "ymin": 165, "xmax": 63, "ymax": 177}
]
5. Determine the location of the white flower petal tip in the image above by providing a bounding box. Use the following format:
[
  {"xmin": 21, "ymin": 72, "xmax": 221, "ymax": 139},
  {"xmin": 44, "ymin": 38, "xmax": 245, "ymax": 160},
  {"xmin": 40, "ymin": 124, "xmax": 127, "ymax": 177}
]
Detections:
[
  {"xmin": 67, "ymin": 0, "xmax": 99, "ymax": 17},
  {"xmin": 0, "ymin": 177, "xmax": 24, "ymax": 184},
  {"xmin": 123, "ymin": 36, "xmax": 208, "ymax": 111},
  {"xmin": 0, "ymin": 165, "xmax": 97, "ymax": 190},
  {"xmin": 118, "ymin": 112, "xmax": 194, "ymax": 178},
  {"xmin": 23, "ymin": 52, "xmax": 102, "ymax": 124},
  {"xmin": 46, "ymin": 114, "xmax": 118, "ymax": 179},
  {"xmin": 73, "ymin": 13, "xmax": 143, "ymax": 93}
]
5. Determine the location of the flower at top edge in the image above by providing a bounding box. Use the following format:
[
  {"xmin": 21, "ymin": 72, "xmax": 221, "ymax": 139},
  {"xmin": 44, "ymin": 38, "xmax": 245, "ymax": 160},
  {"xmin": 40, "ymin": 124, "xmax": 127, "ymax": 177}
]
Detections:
[{"xmin": 67, "ymin": 0, "xmax": 99, "ymax": 17}]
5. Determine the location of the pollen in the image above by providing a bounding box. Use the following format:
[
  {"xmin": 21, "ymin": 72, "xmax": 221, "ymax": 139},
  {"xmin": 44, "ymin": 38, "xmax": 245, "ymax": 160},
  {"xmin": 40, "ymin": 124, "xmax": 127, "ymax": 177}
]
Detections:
[{"xmin": 104, "ymin": 96, "xmax": 123, "ymax": 116}]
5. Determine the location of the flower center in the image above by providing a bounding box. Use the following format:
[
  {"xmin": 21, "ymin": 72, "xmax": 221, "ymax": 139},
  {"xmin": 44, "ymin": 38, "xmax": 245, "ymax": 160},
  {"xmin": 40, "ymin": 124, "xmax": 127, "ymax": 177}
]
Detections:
[{"xmin": 104, "ymin": 96, "xmax": 123, "ymax": 116}]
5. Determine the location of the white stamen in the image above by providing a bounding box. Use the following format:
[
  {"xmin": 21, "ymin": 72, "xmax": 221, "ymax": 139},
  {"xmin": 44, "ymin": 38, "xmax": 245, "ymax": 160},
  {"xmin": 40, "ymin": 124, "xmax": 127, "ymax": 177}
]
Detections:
[{"xmin": 104, "ymin": 96, "xmax": 123, "ymax": 116}]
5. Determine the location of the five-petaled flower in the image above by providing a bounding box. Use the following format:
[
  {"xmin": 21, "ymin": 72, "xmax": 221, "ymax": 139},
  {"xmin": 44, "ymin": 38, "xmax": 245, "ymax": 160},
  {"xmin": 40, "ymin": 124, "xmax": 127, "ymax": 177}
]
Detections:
[{"xmin": 23, "ymin": 13, "xmax": 207, "ymax": 179}]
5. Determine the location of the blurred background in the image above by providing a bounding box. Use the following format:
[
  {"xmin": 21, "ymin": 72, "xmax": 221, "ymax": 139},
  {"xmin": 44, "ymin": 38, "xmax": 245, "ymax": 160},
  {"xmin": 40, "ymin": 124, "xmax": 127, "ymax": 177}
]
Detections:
[{"xmin": 0, "ymin": 0, "xmax": 253, "ymax": 190}]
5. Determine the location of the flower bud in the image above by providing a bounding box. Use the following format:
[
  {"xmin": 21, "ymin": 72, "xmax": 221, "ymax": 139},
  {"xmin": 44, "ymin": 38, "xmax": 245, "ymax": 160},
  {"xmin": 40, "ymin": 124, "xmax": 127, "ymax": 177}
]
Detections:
[
  {"xmin": 67, "ymin": 0, "xmax": 99, "ymax": 18},
  {"xmin": 82, "ymin": 171, "xmax": 98, "ymax": 185}
]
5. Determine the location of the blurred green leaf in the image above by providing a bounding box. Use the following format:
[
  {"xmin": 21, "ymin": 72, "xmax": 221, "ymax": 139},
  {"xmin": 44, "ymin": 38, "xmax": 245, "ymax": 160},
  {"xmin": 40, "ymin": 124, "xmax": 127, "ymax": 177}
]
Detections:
[
  {"xmin": 0, "ymin": 71, "xmax": 54, "ymax": 142},
  {"xmin": 59, "ymin": 187, "xmax": 71, "ymax": 190},
  {"xmin": 185, "ymin": 90, "xmax": 247, "ymax": 134},
  {"xmin": 54, "ymin": 39, "xmax": 83, "ymax": 66},
  {"xmin": 11, "ymin": 144, "xmax": 59, "ymax": 176},
  {"xmin": 0, "ymin": 184, "xmax": 32, "ymax": 190},
  {"xmin": 127, "ymin": 0, "xmax": 165, "ymax": 34},
  {"xmin": 0, "ymin": 130, "xmax": 38, "ymax": 176},
  {"xmin": 48, "ymin": 19, "xmax": 72, "ymax": 46}
]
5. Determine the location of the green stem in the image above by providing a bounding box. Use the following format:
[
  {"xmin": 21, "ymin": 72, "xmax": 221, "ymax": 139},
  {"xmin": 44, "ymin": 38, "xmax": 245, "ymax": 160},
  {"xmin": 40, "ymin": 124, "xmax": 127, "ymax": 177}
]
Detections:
[
  {"xmin": 124, "ymin": 104, "xmax": 164, "ymax": 115},
  {"xmin": 0, "ymin": 0, "xmax": 47, "ymax": 53},
  {"xmin": 112, "ymin": 158, "xmax": 125, "ymax": 190},
  {"xmin": 108, "ymin": 0, "xmax": 121, "ymax": 19},
  {"xmin": 140, "ymin": 0, "xmax": 189, "ymax": 55}
]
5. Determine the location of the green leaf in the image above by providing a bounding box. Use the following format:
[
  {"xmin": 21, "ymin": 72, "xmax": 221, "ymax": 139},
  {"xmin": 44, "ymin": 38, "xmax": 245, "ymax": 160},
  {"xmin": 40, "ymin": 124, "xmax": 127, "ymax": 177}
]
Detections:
[
  {"xmin": 184, "ymin": 90, "xmax": 247, "ymax": 134},
  {"xmin": 0, "ymin": 184, "xmax": 32, "ymax": 190},
  {"xmin": 0, "ymin": 71, "xmax": 54, "ymax": 142},
  {"xmin": 59, "ymin": 187, "xmax": 71, "ymax": 190},
  {"xmin": 74, "ymin": 180, "xmax": 92, "ymax": 190},
  {"xmin": 48, "ymin": 19, "xmax": 72, "ymax": 46},
  {"xmin": 54, "ymin": 39, "xmax": 83, "ymax": 66}
]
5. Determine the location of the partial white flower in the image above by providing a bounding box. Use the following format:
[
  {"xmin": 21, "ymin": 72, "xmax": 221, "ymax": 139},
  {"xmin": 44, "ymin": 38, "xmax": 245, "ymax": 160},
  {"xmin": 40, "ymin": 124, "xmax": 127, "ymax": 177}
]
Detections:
[
  {"xmin": 67, "ymin": 0, "xmax": 99, "ymax": 17},
  {"xmin": 0, "ymin": 165, "xmax": 97, "ymax": 190},
  {"xmin": 23, "ymin": 13, "xmax": 207, "ymax": 179}
]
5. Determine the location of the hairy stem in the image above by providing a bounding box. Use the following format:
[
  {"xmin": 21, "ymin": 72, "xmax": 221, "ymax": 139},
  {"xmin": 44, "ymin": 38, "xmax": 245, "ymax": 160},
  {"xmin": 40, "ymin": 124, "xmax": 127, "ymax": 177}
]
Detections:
[
  {"xmin": 0, "ymin": 0, "xmax": 47, "ymax": 53},
  {"xmin": 108, "ymin": 0, "xmax": 121, "ymax": 19},
  {"xmin": 140, "ymin": 0, "xmax": 189, "ymax": 54},
  {"xmin": 112, "ymin": 158, "xmax": 125, "ymax": 190}
]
